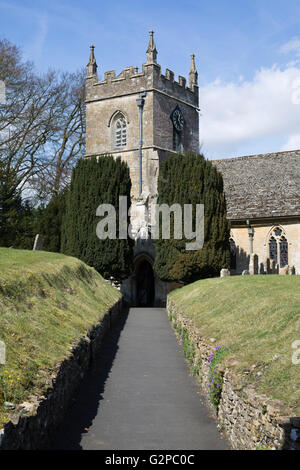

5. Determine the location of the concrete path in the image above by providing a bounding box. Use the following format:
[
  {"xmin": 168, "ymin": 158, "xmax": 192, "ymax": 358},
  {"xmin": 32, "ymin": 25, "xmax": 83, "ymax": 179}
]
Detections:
[{"xmin": 50, "ymin": 308, "xmax": 228, "ymax": 450}]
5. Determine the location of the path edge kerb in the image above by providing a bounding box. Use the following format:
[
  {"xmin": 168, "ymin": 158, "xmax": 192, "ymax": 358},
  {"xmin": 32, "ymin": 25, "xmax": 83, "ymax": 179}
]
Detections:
[{"xmin": 0, "ymin": 298, "xmax": 123, "ymax": 450}]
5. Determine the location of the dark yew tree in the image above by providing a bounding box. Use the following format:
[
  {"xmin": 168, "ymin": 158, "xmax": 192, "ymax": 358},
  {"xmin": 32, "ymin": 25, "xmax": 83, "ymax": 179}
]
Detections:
[
  {"xmin": 153, "ymin": 152, "xmax": 230, "ymax": 283},
  {"xmin": 0, "ymin": 162, "xmax": 37, "ymax": 249},
  {"xmin": 61, "ymin": 156, "xmax": 133, "ymax": 281},
  {"xmin": 35, "ymin": 188, "xmax": 68, "ymax": 253}
]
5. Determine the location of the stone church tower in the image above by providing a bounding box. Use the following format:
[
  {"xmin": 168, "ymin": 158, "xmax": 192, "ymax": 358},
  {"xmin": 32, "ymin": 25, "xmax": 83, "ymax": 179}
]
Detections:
[{"xmin": 85, "ymin": 31, "xmax": 199, "ymax": 306}]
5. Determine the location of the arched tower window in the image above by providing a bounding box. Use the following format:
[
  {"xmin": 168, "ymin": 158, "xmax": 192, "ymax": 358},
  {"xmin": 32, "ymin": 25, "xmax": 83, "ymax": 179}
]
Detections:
[
  {"xmin": 268, "ymin": 227, "xmax": 288, "ymax": 268},
  {"xmin": 112, "ymin": 113, "xmax": 127, "ymax": 150}
]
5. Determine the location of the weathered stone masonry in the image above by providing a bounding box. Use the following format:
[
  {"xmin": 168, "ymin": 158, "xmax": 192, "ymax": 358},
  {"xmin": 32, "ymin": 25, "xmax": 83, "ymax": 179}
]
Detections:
[
  {"xmin": 167, "ymin": 298, "xmax": 300, "ymax": 450},
  {"xmin": 85, "ymin": 32, "xmax": 199, "ymax": 199},
  {"xmin": 0, "ymin": 299, "xmax": 123, "ymax": 450}
]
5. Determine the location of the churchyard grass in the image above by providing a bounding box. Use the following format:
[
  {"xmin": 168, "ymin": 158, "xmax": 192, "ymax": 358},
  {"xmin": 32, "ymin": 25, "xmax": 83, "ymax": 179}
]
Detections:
[
  {"xmin": 169, "ymin": 275, "xmax": 300, "ymax": 415},
  {"xmin": 0, "ymin": 248, "xmax": 121, "ymax": 427}
]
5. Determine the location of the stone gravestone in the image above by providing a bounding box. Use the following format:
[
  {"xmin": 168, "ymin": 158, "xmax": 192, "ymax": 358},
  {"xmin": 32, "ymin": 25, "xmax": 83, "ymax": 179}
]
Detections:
[
  {"xmin": 220, "ymin": 268, "xmax": 230, "ymax": 277},
  {"xmin": 281, "ymin": 265, "xmax": 289, "ymax": 275},
  {"xmin": 33, "ymin": 234, "xmax": 44, "ymax": 251},
  {"xmin": 265, "ymin": 258, "xmax": 271, "ymax": 274},
  {"xmin": 270, "ymin": 259, "xmax": 278, "ymax": 274},
  {"xmin": 289, "ymin": 266, "xmax": 296, "ymax": 275}
]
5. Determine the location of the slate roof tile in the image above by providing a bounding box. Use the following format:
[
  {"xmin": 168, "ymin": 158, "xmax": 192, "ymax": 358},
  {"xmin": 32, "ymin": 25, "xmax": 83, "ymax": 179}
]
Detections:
[{"xmin": 212, "ymin": 150, "xmax": 300, "ymax": 220}]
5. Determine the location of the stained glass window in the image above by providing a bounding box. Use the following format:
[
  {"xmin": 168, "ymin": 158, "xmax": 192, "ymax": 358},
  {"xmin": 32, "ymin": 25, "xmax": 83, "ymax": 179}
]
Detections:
[
  {"xmin": 274, "ymin": 228, "xmax": 282, "ymax": 237},
  {"xmin": 269, "ymin": 236, "xmax": 278, "ymax": 264},
  {"xmin": 269, "ymin": 228, "xmax": 288, "ymax": 268},
  {"xmin": 280, "ymin": 236, "xmax": 288, "ymax": 268}
]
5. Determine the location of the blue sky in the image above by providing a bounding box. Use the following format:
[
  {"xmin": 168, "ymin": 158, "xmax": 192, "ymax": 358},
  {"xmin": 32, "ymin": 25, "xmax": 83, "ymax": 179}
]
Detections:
[{"xmin": 1, "ymin": 0, "xmax": 300, "ymax": 159}]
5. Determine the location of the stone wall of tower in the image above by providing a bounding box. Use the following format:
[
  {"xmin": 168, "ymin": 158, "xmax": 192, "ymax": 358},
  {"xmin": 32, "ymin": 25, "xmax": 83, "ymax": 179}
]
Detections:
[
  {"xmin": 85, "ymin": 95, "xmax": 159, "ymax": 198},
  {"xmin": 153, "ymin": 92, "xmax": 199, "ymax": 153},
  {"xmin": 85, "ymin": 58, "xmax": 199, "ymax": 199}
]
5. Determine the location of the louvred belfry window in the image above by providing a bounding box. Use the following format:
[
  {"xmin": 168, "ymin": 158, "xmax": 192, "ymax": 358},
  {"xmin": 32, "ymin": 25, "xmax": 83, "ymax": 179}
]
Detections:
[{"xmin": 112, "ymin": 113, "xmax": 127, "ymax": 149}]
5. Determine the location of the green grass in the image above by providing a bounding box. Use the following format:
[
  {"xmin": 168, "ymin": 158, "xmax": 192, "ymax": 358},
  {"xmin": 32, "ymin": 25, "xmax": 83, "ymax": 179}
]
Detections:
[
  {"xmin": 0, "ymin": 248, "xmax": 121, "ymax": 427},
  {"xmin": 169, "ymin": 275, "xmax": 300, "ymax": 414}
]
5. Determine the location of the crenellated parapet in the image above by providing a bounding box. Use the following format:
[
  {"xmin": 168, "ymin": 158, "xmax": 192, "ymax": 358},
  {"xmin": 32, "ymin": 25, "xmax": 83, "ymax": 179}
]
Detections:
[
  {"xmin": 86, "ymin": 63, "xmax": 198, "ymax": 106},
  {"xmin": 86, "ymin": 31, "xmax": 198, "ymax": 108}
]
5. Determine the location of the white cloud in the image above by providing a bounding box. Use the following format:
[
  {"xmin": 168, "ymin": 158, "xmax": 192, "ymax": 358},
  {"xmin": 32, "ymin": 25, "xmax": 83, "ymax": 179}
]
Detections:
[
  {"xmin": 200, "ymin": 64, "xmax": 300, "ymax": 159},
  {"xmin": 279, "ymin": 37, "xmax": 300, "ymax": 57},
  {"xmin": 280, "ymin": 133, "xmax": 300, "ymax": 151}
]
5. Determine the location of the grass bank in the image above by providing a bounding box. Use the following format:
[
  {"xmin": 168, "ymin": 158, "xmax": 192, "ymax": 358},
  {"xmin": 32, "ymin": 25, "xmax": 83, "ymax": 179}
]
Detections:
[
  {"xmin": 0, "ymin": 248, "xmax": 121, "ymax": 427},
  {"xmin": 169, "ymin": 275, "xmax": 300, "ymax": 415}
]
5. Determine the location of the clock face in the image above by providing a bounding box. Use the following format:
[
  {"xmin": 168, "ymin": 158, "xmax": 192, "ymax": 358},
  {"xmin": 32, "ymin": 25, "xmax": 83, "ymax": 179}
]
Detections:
[{"xmin": 171, "ymin": 107, "xmax": 185, "ymax": 131}]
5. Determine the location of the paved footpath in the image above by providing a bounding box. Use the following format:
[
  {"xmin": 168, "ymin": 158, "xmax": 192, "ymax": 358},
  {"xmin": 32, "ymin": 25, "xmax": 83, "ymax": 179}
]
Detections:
[{"xmin": 51, "ymin": 308, "xmax": 228, "ymax": 450}]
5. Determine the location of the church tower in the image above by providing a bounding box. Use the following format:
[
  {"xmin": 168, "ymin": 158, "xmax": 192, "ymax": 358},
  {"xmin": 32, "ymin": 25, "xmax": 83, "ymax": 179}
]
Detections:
[
  {"xmin": 85, "ymin": 31, "xmax": 200, "ymax": 305},
  {"xmin": 85, "ymin": 31, "xmax": 199, "ymax": 197}
]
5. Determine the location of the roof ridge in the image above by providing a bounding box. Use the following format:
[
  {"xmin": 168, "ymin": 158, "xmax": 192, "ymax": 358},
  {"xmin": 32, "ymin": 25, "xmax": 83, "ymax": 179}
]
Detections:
[{"xmin": 212, "ymin": 149, "xmax": 300, "ymax": 163}]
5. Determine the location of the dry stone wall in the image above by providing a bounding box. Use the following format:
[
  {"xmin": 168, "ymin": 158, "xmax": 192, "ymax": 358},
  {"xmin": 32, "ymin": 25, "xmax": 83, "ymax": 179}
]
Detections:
[
  {"xmin": 167, "ymin": 298, "xmax": 300, "ymax": 450},
  {"xmin": 0, "ymin": 299, "xmax": 123, "ymax": 450}
]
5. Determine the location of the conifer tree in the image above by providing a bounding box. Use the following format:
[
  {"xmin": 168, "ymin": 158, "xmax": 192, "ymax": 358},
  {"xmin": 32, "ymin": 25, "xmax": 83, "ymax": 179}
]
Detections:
[
  {"xmin": 36, "ymin": 188, "xmax": 68, "ymax": 253},
  {"xmin": 153, "ymin": 152, "xmax": 230, "ymax": 283},
  {"xmin": 0, "ymin": 163, "xmax": 36, "ymax": 248},
  {"xmin": 61, "ymin": 155, "xmax": 133, "ymax": 281}
]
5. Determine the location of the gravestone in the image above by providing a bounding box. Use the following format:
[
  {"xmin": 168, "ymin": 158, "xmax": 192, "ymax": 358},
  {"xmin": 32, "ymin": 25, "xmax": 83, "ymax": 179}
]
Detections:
[
  {"xmin": 288, "ymin": 265, "xmax": 296, "ymax": 275},
  {"xmin": 220, "ymin": 268, "xmax": 230, "ymax": 277}
]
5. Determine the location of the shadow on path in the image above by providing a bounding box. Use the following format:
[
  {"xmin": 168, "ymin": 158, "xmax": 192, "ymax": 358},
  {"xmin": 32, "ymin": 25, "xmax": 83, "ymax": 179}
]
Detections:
[
  {"xmin": 49, "ymin": 307, "xmax": 228, "ymax": 450},
  {"xmin": 49, "ymin": 309, "xmax": 129, "ymax": 450}
]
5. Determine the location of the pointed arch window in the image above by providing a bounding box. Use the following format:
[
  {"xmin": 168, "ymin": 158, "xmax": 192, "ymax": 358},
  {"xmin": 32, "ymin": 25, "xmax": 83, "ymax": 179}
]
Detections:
[
  {"xmin": 269, "ymin": 236, "xmax": 278, "ymax": 264},
  {"xmin": 280, "ymin": 236, "xmax": 288, "ymax": 267},
  {"xmin": 268, "ymin": 227, "xmax": 288, "ymax": 268},
  {"xmin": 112, "ymin": 113, "xmax": 127, "ymax": 150}
]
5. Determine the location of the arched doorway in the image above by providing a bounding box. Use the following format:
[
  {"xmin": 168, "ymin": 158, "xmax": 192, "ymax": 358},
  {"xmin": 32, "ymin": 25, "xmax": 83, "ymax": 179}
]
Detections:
[{"xmin": 136, "ymin": 259, "xmax": 155, "ymax": 307}]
